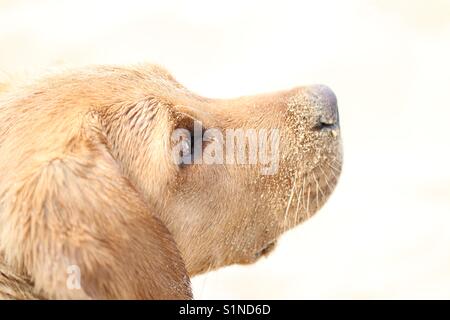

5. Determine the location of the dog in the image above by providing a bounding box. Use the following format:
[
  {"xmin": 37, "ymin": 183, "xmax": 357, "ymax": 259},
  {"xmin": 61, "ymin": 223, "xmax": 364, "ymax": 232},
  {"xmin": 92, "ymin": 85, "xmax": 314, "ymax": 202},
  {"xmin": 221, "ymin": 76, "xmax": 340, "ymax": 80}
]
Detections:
[{"xmin": 0, "ymin": 64, "xmax": 342, "ymax": 299}]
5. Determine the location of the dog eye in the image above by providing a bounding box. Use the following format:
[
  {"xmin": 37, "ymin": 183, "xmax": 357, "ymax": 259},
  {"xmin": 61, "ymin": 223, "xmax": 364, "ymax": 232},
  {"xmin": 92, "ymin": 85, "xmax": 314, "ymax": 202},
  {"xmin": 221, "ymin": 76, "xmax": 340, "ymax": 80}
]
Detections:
[
  {"xmin": 172, "ymin": 122, "xmax": 207, "ymax": 167},
  {"xmin": 180, "ymin": 136, "xmax": 192, "ymax": 156},
  {"xmin": 177, "ymin": 132, "xmax": 195, "ymax": 165}
]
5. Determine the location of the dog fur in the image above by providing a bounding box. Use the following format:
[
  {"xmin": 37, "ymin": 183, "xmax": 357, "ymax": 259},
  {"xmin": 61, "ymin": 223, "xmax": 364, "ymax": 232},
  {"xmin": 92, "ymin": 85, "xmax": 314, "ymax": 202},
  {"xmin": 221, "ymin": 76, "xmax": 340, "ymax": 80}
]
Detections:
[{"xmin": 0, "ymin": 65, "xmax": 342, "ymax": 299}]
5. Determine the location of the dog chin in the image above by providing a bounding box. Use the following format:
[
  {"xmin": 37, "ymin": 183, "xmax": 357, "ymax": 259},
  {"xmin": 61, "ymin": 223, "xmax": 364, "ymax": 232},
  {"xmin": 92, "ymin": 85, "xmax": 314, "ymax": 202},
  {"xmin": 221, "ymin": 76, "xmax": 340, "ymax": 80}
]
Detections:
[{"xmin": 238, "ymin": 240, "xmax": 278, "ymax": 265}]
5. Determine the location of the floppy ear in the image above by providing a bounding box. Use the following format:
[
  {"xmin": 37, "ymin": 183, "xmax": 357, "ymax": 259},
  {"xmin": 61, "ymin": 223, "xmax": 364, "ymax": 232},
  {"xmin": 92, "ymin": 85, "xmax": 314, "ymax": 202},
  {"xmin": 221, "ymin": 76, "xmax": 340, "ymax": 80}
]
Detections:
[{"xmin": 1, "ymin": 127, "xmax": 192, "ymax": 299}]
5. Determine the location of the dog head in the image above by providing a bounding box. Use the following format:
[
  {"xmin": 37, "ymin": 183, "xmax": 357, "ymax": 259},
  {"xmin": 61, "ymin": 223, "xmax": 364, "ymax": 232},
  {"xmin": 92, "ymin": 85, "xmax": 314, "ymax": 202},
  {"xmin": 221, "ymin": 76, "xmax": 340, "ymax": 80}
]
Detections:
[
  {"xmin": 0, "ymin": 65, "xmax": 342, "ymax": 298},
  {"xmin": 94, "ymin": 65, "xmax": 342, "ymax": 274}
]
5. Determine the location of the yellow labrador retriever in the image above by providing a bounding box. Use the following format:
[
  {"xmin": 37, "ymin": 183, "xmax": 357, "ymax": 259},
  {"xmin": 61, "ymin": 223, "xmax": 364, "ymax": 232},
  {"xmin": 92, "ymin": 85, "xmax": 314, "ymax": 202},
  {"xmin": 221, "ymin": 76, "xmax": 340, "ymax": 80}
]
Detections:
[{"xmin": 0, "ymin": 64, "xmax": 342, "ymax": 299}]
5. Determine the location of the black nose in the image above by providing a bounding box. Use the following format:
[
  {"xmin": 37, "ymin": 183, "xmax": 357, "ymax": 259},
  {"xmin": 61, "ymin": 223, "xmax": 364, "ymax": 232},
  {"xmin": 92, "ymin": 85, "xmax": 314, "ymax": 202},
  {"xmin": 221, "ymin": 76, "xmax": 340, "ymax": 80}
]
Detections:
[{"xmin": 309, "ymin": 85, "xmax": 339, "ymax": 130}]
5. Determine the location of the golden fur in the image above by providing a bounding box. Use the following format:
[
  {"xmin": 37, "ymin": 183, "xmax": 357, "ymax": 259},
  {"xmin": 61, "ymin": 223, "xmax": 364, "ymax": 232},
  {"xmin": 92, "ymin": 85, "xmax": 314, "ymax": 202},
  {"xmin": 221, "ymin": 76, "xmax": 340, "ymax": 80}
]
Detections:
[{"xmin": 0, "ymin": 65, "xmax": 342, "ymax": 299}]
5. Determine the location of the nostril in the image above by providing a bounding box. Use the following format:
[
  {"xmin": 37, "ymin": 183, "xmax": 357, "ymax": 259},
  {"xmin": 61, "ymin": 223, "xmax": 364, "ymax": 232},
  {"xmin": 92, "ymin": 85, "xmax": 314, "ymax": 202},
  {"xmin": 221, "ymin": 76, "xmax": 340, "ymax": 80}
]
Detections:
[
  {"xmin": 288, "ymin": 84, "xmax": 340, "ymax": 132},
  {"xmin": 314, "ymin": 117, "xmax": 338, "ymax": 131},
  {"xmin": 308, "ymin": 85, "xmax": 339, "ymax": 131},
  {"xmin": 320, "ymin": 118, "xmax": 336, "ymax": 127},
  {"xmin": 320, "ymin": 113, "xmax": 336, "ymax": 124}
]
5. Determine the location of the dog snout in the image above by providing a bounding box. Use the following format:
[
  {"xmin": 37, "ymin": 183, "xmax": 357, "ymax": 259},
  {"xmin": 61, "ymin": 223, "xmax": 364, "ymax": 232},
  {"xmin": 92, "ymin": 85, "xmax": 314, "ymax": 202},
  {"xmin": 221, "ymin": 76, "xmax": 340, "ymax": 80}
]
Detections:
[
  {"xmin": 308, "ymin": 84, "xmax": 339, "ymax": 130},
  {"xmin": 286, "ymin": 84, "xmax": 340, "ymax": 132}
]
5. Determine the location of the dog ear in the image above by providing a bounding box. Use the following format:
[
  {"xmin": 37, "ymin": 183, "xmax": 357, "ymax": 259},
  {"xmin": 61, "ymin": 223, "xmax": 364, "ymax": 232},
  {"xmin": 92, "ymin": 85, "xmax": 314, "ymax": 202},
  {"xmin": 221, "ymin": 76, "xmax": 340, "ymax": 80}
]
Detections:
[{"xmin": 1, "ymin": 128, "xmax": 192, "ymax": 299}]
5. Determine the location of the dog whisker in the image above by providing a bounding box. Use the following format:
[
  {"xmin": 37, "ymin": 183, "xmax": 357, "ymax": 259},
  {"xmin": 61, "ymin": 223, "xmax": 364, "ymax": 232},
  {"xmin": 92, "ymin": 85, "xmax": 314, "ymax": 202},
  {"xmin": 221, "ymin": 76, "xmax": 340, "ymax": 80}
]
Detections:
[
  {"xmin": 318, "ymin": 166, "xmax": 333, "ymax": 193},
  {"xmin": 294, "ymin": 174, "xmax": 304, "ymax": 227},
  {"xmin": 305, "ymin": 182, "xmax": 311, "ymax": 219},
  {"xmin": 283, "ymin": 175, "xmax": 297, "ymax": 233},
  {"xmin": 325, "ymin": 161, "xmax": 342, "ymax": 173},
  {"xmin": 312, "ymin": 171, "xmax": 320, "ymax": 209},
  {"xmin": 324, "ymin": 162, "xmax": 340, "ymax": 181}
]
